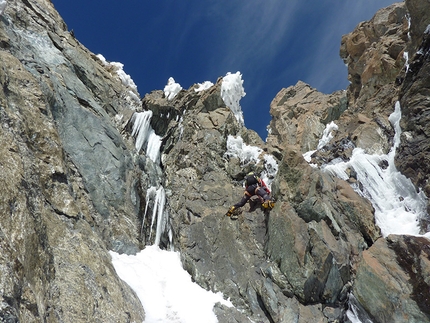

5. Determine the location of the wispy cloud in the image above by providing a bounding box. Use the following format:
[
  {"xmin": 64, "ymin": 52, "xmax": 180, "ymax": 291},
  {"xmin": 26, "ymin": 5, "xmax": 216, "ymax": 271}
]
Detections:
[{"xmin": 209, "ymin": 1, "xmax": 303, "ymax": 73}]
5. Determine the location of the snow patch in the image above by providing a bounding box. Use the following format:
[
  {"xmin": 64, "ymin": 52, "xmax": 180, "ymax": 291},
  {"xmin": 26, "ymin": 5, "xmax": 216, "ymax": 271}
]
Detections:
[
  {"xmin": 317, "ymin": 121, "xmax": 338, "ymax": 150},
  {"xmin": 164, "ymin": 77, "xmax": 182, "ymax": 100},
  {"xmin": 225, "ymin": 135, "xmax": 262, "ymax": 166},
  {"xmin": 110, "ymin": 246, "xmax": 232, "ymax": 323},
  {"xmin": 96, "ymin": 54, "xmax": 138, "ymax": 91},
  {"xmin": 195, "ymin": 81, "xmax": 214, "ymax": 92},
  {"xmin": 221, "ymin": 72, "xmax": 246, "ymax": 125},
  {"xmin": 261, "ymin": 154, "xmax": 279, "ymax": 190},
  {"xmin": 303, "ymin": 121, "xmax": 338, "ymax": 165}
]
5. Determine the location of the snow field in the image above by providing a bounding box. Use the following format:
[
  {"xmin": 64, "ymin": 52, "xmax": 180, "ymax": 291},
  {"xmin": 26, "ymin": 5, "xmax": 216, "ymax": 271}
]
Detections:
[{"xmin": 111, "ymin": 246, "xmax": 232, "ymax": 323}]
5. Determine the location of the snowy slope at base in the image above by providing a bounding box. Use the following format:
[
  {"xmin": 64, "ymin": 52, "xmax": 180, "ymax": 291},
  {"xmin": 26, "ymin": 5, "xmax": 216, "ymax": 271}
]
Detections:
[{"xmin": 110, "ymin": 246, "xmax": 232, "ymax": 323}]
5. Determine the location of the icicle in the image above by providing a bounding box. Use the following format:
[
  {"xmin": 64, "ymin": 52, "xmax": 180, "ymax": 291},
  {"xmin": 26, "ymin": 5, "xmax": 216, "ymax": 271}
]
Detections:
[
  {"xmin": 131, "ymin": 111, "xmax": 152, "ymax": 152},
  {"xmin": 140, "ymin": 186, "xmax": 157, "ymax": 238},
  {"xmin": 143, "ymin": 186, "xmax": 169, "ymax": 247},
  {"xmin": 146, "ymin": 131, "xmax": 162, "ymax": 164},
  {"xmin": 131, "ymin": 111, "xmax": 162, "ymax": 164},
  {"xmin": 403, "ymin": 52, "xmax": 409, "ymax": 73},
  {"xmin": 150, "ymin": 187, "xmax": 166, "ymax": 246}
]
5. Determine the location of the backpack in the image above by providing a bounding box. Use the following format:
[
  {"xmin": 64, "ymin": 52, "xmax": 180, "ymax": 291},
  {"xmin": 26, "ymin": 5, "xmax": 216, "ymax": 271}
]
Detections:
[{"xmin": 245, "ymin": 172, "xmax": 271, "ymax": 194}]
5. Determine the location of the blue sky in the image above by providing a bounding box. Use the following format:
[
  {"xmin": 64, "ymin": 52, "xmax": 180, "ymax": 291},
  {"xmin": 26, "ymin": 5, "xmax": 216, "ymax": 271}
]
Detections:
[{"xmin": 53, "ymin": 1, "xmax": 398, "ymax": 139}]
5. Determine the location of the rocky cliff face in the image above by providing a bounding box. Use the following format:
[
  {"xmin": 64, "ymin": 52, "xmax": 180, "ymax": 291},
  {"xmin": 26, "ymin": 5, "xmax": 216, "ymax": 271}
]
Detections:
[{"xmin": 0, "ymin": 1, "xmax": 429, "ymax": 323}]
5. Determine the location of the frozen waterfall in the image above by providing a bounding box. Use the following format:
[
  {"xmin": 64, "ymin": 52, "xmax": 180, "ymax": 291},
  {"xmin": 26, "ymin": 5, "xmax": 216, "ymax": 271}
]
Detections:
[
  {"xmin": 141, "ymin": 186, "xmax": 171, "ymax": 248},
  {"xmin": 322, "ymin": 102, "xmax": 428, "ymax": 237},
  {"xmin": 131, "ymin": 111, "xmax": 162, "ymax": 164}
]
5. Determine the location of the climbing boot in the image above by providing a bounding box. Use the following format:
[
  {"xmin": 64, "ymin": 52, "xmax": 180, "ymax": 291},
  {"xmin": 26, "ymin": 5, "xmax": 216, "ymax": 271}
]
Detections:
[{"xmin": 262, "ymin": 200, "xmax": 275, "ymax": 209}]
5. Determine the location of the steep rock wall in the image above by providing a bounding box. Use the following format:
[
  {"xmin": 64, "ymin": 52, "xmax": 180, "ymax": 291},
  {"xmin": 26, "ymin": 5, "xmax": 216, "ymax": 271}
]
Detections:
[{"xmin": 0, "ymin": 0, "xmax": 146, "ymax": 321}]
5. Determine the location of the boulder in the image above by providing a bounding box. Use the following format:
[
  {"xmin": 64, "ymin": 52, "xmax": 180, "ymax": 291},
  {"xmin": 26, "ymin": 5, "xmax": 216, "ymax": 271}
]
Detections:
[{"xmin": 353, "ymin": 235, "xmax": 430, "ymax": 323}]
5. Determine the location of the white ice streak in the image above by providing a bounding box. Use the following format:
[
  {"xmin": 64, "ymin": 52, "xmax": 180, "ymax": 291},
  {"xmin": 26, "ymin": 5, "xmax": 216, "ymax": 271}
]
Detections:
[
  {"xmin": 323, "ymin": 102, "xmax": 428, "ymax": 237},
  {"xmin": 261, "ymin": 154, "xmax": 279, "ymax": 190},
  {"xmin": 195, "ymin": 81, "xmax": 214, "ymax": 92},
  {"xmin": 403, "ymin": 51, "xmax": 409, "ymax": 73},
  {"xmin": 406, "ymin": 14, "xmax": 412, "ymax": 41},
  {"xmin": 0, "ymin": 0, "xmax": 7, "ymax": 15},
  {"xmin": 131, "ymin": 111, "xmax": 162, "ymax": 164},
  {"xmin": 164, "ymin": 77, "xmax": 182, "ymax": 100},
  {"xmin": 110, "ymin": 246, "xmax": 232, "ymax": 323},
  {"xmin": 346, "ymin": 295, "xmax": 373, "ymax": 323},
  {"xmin": 221, "ymin": 72, "xmax": 246, "ymax": 125},
  {"xmin": 303, "ymin": 121, "xmax": 338, "ymax": 163},
  {"xmin": 142, "ymin": 186, "xmax": 170, "ymax": 247},
  {"xmin": 318, "ymin": 121, "xmax": 339, "ymax": 150},
  {"xmin": 16, "ymin": 29, "xmax": 65, "ymax": 66}
]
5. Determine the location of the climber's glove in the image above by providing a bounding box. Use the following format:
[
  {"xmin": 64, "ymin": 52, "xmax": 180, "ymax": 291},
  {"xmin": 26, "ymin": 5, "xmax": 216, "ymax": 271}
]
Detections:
[{"xmin": 226, "ymin": 206, "xmax": 235, "ymax": 217}]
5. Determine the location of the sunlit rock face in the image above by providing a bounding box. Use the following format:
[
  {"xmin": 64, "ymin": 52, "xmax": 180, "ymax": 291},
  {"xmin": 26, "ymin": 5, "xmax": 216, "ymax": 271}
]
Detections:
[
  {"xmin": 267, "ymin": 81, "xmax": 347, "ymax": 155},
  {"xmin": 1, "ymin": 1, "xmax": 430, "ymax": 323},
  {"xmin": 340, "ymin": 2, "xmax": 408, "ymax": 105},
  {"xmin": 353, "ymin": 235, "xmax": 430, "ymax": 323}
]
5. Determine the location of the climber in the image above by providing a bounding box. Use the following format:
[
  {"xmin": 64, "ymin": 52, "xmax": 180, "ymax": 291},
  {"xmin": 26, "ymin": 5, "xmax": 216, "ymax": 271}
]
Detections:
[{"xmin": 226, "ymin": 172, "xmax": 275, "ymax": 217}]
